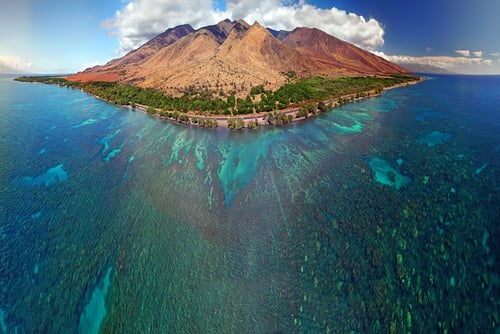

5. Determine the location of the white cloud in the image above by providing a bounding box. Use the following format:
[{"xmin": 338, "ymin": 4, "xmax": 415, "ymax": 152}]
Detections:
[
  {"xmin": 102, "ymin": 0, "xmax": 220, "ymax": 53},
  {"xmin": 225, "ymin": 0, "xmax": 384, "ymax": 49},
  {"xmin": 454, "ymin": 50, "xmax": 470, "ymax": 57},
  {"xmin": 373, "ymin": 51, "xmax": 494, "ymax": 73},
  {"xmin": 482, "ymin": 59, "xmax": 493, "ymax": 66},
  {"xmin": 103, "ymin": 0, "xmax": 385, "ymax": 54},
  {"xmin": 472, "ymin": 51, "xmax": 483, "ymax": 57},
  {"xmin": 0, "ymin": 55, "xmax": 33, "ymax": 73}
]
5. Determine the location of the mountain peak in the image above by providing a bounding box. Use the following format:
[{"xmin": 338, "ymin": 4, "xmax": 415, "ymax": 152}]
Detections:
[
  {"xmin": 282, "ymin": 27, "xmax": 406, "ymax": 74},
  {"xmin": 71, "ymin": 20, "xmax": 408, "ymax": 95},
  {"xmin": 237, "ymin": 19, "xmax": 250, "ymax": 29},
  {"xmin": 246, "ymin": 20, "xmax": 272, "ymax": 37}
]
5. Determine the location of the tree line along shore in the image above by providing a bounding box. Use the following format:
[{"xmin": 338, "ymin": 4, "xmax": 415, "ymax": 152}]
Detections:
[{"xmin": 14, "ymin": 74, "xmax": 421, "ymax": 130}]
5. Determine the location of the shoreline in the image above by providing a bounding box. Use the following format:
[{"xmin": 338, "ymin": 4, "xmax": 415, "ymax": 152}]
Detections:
[
  {"xmin": 115, "ymin": 77, "xmax": 423, "ymax": 130},
  {"xmin": 15, "ymin": 75, "xmax": 423, "ymax": 130}
]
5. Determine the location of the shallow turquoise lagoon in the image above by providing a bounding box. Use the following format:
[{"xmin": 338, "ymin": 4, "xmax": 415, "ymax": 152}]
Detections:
[{"xmin": 0, "ymin": 74, "xmax": 499, "ymax": 333}]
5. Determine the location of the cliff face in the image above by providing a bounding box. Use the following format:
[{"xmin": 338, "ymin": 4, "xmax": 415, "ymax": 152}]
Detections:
[{"xmin": 68, "ymin": 19, "xmax": 408, "ymax": 95}]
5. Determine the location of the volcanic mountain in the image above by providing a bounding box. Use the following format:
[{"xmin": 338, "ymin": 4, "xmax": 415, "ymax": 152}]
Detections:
[{"xmin": 69, "ymin": 19, "xmax": 408, "ymax": 95}]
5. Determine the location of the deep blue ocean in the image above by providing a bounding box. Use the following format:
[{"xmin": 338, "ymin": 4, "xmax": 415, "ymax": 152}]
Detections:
[{"xmin": 0, "ymin": 74, "xmax": 499, "ymax": 333}]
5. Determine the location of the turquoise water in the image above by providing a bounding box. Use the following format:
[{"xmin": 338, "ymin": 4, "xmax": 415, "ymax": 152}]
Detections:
[{"xmin": 1, "ymin": 74, "xmax": 499, "ymax": 333}]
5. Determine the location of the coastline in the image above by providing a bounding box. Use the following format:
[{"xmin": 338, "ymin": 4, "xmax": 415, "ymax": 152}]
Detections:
[
  {"xmin": 14, "ymin": 75, "xmax": 423, "ymax": 130},
  {"xmin": 119, "ymin": 77, "xmax": 423, "ymax": 130}
]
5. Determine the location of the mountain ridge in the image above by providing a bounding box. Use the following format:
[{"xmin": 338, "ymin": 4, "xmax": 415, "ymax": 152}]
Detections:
[{"xmin": 68, "ymin": 19, "xmax": 409, "ymax": 95}]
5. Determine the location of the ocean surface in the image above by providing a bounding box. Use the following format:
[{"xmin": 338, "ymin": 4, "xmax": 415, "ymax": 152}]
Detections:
[{"xmin": 0, "ymin": 74, "xmax": 499, "ymax": 333}]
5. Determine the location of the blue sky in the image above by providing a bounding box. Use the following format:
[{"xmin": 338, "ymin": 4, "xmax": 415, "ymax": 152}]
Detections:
[{"xmin": 1, "ymin": 0, "xmax": 499, "ymax": 74}]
